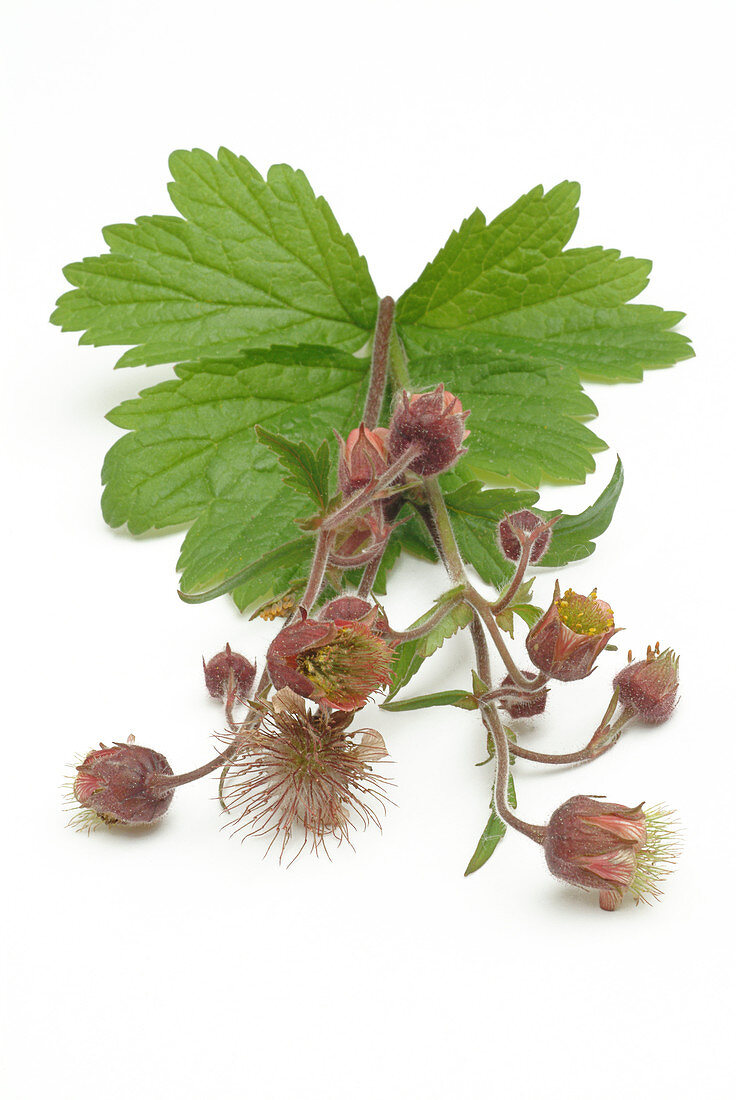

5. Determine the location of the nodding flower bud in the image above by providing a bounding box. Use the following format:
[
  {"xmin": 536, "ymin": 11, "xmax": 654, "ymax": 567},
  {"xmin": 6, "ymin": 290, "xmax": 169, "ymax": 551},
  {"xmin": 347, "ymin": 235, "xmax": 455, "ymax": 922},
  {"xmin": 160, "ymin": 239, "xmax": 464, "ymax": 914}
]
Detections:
[
  {"xmin": 498, "ymin": 673, "xmax": 549, "ymax": 718},
  {"xmin": 337, "ymin": 424, "xmax": 389, "ymax": 496},
  {"xmin": 544, "ymin": 795, "xmax": 679, "ymax": 910},
  {"xmin": 73, "ymin": 736, "xmax": 174, "ymax": 827},
  {"xmin": 387, "ymin": 385, "xmax": 470, "ymax": 477},
  {"xmin": 203, "ymin": 643, "xmax": 256, "ymax": 701},
  {"xmin": 266, "ymin": 610, "xmax": 394, "ymax": 711},
  {"xmin": 613, "ymin": 644, "xmax": 679, "ymax": 724},
  {"xmin": 526, "ymin": 582, "xmax": 620, "ymax": 681},
  {"xmin": 498, "ymin": 510, "xmax": 553, "ymax": 564}
]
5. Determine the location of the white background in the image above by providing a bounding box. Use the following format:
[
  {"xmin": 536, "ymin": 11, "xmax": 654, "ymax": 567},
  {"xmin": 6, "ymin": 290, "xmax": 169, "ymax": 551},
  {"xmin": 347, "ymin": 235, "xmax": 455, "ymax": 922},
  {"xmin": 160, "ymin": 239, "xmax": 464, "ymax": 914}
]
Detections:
[{"xmin": 2, "ymin": 1, "xmax": 734, "ymax": 1097}]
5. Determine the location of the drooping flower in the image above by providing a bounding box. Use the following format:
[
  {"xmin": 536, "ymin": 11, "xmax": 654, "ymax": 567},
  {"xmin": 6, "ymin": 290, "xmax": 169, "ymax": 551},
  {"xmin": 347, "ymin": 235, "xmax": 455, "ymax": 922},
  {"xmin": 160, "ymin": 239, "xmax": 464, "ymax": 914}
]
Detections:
[
  {"xmin": 498, "ymin": 509, "xmax": 553, "ymax": 564},
  {"xmin": 387, "ymin": 385, "xmax": 470, "ymax": 476},
  {"xmin": 224, "ymin": 688, "xmax": 391, "ymax": 859},
  {"xmin": 526, "ymin": 582, "xmax": 620, "ymax": 681},
  {"xmin": 266, "ymin": 609, "xmax": 393, "ymax": 711},
  {"xmin": 68, "ymin": 735, "xmax": 174, "ymax": 830},
  {"xmin": 203, "ymin": 643, "xmax": 256, "ymax": 701},
  {"xmin": 337, "ymin": 424, "xmax": 390, "ymax": 496},
  {"xmin": 543, "ymin": 795, "xmax": 679, "ymax": 910},
  {"xmin": 613, "ymin": 644, "xmax": 679, "ymax": 724}
]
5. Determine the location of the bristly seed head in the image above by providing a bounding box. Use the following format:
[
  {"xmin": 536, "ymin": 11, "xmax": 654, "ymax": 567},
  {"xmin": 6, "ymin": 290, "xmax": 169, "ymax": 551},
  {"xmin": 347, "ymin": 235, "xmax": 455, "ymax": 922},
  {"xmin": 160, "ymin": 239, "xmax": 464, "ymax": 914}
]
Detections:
[{"xmin": 223, "ymin": 688, "xmax": 392, "ymax": 861}]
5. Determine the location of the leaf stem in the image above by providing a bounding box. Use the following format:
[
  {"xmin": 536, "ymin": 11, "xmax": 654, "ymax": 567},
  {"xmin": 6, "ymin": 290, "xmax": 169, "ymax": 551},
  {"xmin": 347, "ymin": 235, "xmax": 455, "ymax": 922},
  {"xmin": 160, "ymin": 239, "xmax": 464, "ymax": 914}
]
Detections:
[{"xmin": 363, "ymin": 296, "xmax": 395, "ymax": 430}]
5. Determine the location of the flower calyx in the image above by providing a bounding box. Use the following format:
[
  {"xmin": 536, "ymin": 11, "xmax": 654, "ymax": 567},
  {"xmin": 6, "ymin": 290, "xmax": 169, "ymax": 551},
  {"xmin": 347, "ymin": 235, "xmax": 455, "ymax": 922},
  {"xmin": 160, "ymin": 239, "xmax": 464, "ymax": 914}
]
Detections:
[
  {"xmin": 266, "ymin": 606, "xmax": 394, "ymax": 711},
  {"xmin": 498, "ymin": 509, "xmax": 557, "ymax": 564},
  {"xmin": 336, "ymin": 424, "xmax": 390, "ymax": 497},
  {"xmin": 543, "ymin": 795, "xmax": 679, "ymax": 910},
  {"xmin": 72, "ymin": 735, "xmax": 174, "ymax": 828},
  {"xmin": 203, "ymin": 643, "xmax": 256, "ymax": 701},
  {"xmin": 613, "ymin": 643, "xmax": 679, "ymax": 724},
  {"xmin": 387, "ymin": 385, "xmax": 470, "ymax": 477},
  {"xmin": 526, "ymin": 582, "xmax": 620, "ymax": 681}
]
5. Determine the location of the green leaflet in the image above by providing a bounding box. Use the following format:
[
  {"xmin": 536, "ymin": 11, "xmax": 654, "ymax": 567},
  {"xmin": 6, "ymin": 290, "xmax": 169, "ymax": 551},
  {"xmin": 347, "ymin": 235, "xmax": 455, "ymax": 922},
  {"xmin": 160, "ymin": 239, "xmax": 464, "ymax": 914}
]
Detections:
[
  {"xmin": 52, "ymin": 148, "xmax": 379, "ymax": 367},
  {"xmin": 381, "ymin": 689, "xmax": 477, "ymax": 713},
  {"xmin": 397, "ymin": 181, "xmax": 692, "ymax": 383},
  {"xmin": 255, "ymin": 428, "xmax": 332, "ymax": 514},
  {"xmin": 538, "ymin": 455, "xmax": 624, "ymax": 566},
  {"xmin": 383, "ymin": 591, "xmax": 474, "ymax": 703},
  {"xmin": 464, "ymin": 774, "xmax": 518, "ymax": 877}
]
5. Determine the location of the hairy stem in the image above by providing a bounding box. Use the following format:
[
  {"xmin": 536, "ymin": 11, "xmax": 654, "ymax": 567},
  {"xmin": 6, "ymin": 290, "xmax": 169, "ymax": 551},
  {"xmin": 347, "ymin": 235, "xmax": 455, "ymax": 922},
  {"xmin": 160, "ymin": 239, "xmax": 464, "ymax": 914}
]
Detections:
[
  {"xmin": 465, "ymin": 587, "xmax": 547, "ymax": 690},
  {"xmin": 425, "ymin": 478, "xmax": 467, "ymax": 584},
  {"xmin": 363, "ymin": 296, "xmax": 395, "ymax": 430},
  {"xmin": 301, "ymin": 529, "xmax": 334, "ymax": 611},
  {"xmin": 481, "ymin": 701, "xmax": 546, "ymax": 845},
  {"xmin": 470, "ymin": 613, "xmax": 492, "ymax": 688},
  {"xmin": 491, "ymin": 541, "xmax": 533, "ymax": 615},
  {"xmin": 387, "ymin": 591, "xmax": 466, "ymax": 645},
  {"xmin": 388, "ymin": 325, "xmax": 411, "ymax": 389}
]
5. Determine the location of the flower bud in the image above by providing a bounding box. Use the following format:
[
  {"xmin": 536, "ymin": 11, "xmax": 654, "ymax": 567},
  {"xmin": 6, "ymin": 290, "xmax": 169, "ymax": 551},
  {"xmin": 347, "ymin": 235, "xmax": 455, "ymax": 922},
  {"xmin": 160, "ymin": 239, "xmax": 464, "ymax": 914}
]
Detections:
[
  {"xmin": 387, "ymin": 385, "xmax": 470, "ymax": 476},
  {"xmin": 613, "ymin": 644, "xmax": 679, "ymax": 724},
  {"xmin": 498, "ymin": 673, "xmax": 548, "ymax": 718},
  {"xmin": 544, "ymin": 795, "xmax": 678, "ymax": 910},
  {"xmin": 526, "ymin": 582, "xmax": 619, "ymax": 681},
  {"xmin": 337, "ymin": 424, "xmax": 389, "ymax": 496},
  {"xmin": 498, "ymin": 510, "xmax": 552, "ymax": 564},
  {"xmin": 73, "ymin": 737, "xmax": 174, "ymax": 827},
  {"xmin": 266, "ymin": 611, "xmax": 393, "ymax": 711},
  {"xmin": 203, "ymin": 643, "xmax": 256, "ymax": 701}
]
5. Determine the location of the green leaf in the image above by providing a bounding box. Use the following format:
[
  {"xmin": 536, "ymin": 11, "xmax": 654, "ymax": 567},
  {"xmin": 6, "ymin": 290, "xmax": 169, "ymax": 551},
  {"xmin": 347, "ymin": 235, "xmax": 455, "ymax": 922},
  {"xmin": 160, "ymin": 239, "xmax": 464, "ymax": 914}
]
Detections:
[
  {"xmin": 381, "ymin": 689, "xmax": 476, "ymax": 713},
  {"xmin": 101, "ymin": 345, "xmax": 368, "ymax": 607},
  {"xmin": 384, "ymin": 590, "xmax": 473, "ymax": 702},
  {"xmin": 52, "ymin": 147, "xmax": 378, "ymax": 367},
  {"xmin": 397, "ymin": 181, "xmax": 692, "ymax": 386},
  {"xmin": 255, "ymin": 427, "xmax": 331, "ymax": 513},
  {"xmin": 464, "ymin": 774, "xmax": 517, "ymax": 877},
  {"xmin": 52, "ymin": 156, "xmax": 690, "ymax": 605},
  {"xmin": 539, "ymin": 455, "xmax": 624, "ymax": 566}
]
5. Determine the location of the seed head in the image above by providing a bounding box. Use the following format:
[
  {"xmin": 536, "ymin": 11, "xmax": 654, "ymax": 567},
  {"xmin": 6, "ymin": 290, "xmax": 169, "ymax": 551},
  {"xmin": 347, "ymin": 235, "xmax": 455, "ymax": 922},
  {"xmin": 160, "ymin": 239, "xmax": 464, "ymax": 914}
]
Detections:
[{"xmin": 224, "ymin": 688, "xmax": 391, "ymax": 860}]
